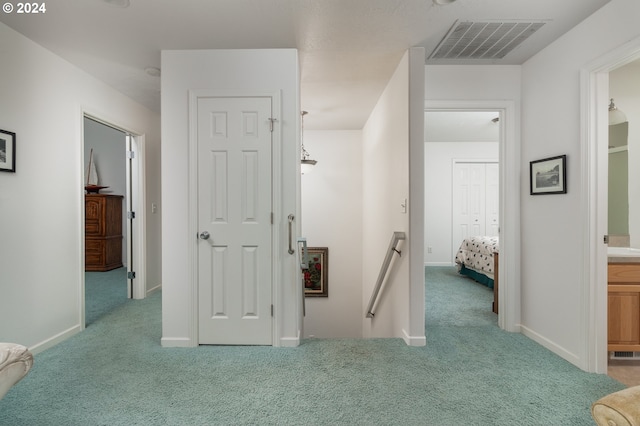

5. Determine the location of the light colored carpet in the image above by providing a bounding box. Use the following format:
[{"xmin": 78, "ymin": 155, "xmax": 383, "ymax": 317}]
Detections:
[
  {"xmin": 85, "ymin": 267, "xmax": 128, "ymax": 326},
  {"xmin": 0, "ymin": 266, "xmax": 624, "ymax": 425}
]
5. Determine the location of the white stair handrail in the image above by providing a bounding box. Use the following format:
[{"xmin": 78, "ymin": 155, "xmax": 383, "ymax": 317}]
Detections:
[{"xmin": 366, "ymin": 231, "xmax": 406, "ymax": 318}]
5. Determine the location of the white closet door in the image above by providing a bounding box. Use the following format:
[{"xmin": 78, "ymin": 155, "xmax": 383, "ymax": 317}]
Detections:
[
  {"xmin": 452, "ymin": 161, "xmax": 499, "ymax": 263},
  {"xmin": 197, "ymin": 95, "xmax": 274, "ymax": 345},
  {"xmin": 485, "ymin": 163, "xmax": 500, "ymax": 236},
  {"xmin": 452, "ymin": 163, "xmax": 486, "ymax": 261}
]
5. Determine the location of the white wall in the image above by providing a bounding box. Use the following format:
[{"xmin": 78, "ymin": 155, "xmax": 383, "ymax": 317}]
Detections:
[
  {"xmin": 424, "ymin": 142, "xmax": 499, "ymax": 265},
  {"xmin": 425, "ymin": 66, "xmax": 522, "ymax": 102},
  {"xmin": 425, "ymin": 66, "xmax": 522, "ymax": 335},
  {"xmin": 0, "ymin": 22, "xmax": 161, "ymax": 351},
  {"xmin": 301, "ymin": 130, "xmax": 363, "ymax": 338},
  {"xmin": 302, "ymin": 49, "xmax": 425, "ymax": 342},
  {"xmin": 362, "ymin": 51, "xmax": 413, "ymax": 339},
  {"xmin": 84, "ymin": 118, "xmax": 127, "ymax": 264},
  {"xmin": 160, "ymin": 49, "xmax": 301, "ymax": 347},
  {"xmin": 610, "ymin": 62, "xmax": 640, "ymax": 248},
  {"xmin": 519, "ymin": 0, "xmax": 640, "ymax": 368}
]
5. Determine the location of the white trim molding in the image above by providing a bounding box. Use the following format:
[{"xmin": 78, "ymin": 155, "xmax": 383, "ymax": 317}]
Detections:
[
  {"xmin": 521, "ymin": 325, "xmax": 580, "ymax": 367},
  {"xmin": 580, "ymin": 35, "xmax": 640, "ymax": 374},
  {"xmin": 29, "ymin": 325, "xmax": 82, "ymax": 355},
  {"xmin": 424, "ymin": 100, "xmax": 520, "ymax": 334},
  {"xmin": 79, "ymin": 107, "xmax": 149, "ymax": 333},
  {"xmin": 160, "ymin": 337, "xmax": 193, "ymax": 348},
  {"xmin": 402, "ymin": 328, "xmax": 427, "ymax": 346}
]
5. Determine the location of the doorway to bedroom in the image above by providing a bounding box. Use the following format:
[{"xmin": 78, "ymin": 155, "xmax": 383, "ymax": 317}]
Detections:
[
  {"xmin": 82, "ymin": 114, "xmax": 145, "ymax": 327},
  {"xmin": 424, "ymin": 110, "xmax": 500, "ymax": 315}
]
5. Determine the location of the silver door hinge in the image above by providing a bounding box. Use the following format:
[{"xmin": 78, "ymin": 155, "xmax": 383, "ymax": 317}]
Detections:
[
  {"xmin": 127, "ymin": 150, "xmax": 135, "ymax": 159},
  {"xmin": 271, "ymin": 304, "xmax": 274, "ymax": 317},
  {"xmin": 271, "ymin": 212, "xmax": 274, "ymax": 225},
  {"xmin": 127, "ymin": 211, "xmax": 136, "ymax": 219},
  {"xmin": 604, "ymin": 235, "xmax": 609, "ymax": 244},
  {"xmin": 268, "ymin": 118, "xmax": 278, "ymax": 132},
  {"xmin": 127, "ymin": 271, "xmax": 136, "ymax": 279}
]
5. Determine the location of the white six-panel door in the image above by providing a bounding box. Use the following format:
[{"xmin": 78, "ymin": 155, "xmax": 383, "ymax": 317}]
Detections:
[
  {"xmin": 485, "ymin": 163, "xmax": 500, "ymax": 236},
  {"xmin": 452, "ymin": 161, "xmax": 499, "ymax": 262},
  {"xmin": 197, "ymin": 96, "xmax": 273, "ymax": 345}
]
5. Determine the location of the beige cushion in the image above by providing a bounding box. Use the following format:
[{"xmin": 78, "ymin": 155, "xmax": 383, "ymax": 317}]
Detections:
[
  {"xmin": 592, "ymin": 386, "xmax": 640, "ymax": 426},
  {"xmin": 0, "ymin": 343, "xmax": 34, "ymax": 400}
]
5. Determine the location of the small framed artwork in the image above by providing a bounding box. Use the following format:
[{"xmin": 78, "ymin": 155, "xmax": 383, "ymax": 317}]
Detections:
[
  {"xmin": 530, "ymin": 155, "xmax": 566, "ymax": 195},
  {"xmin": 303, "ymin": 247, "xmax": 328, "ymax": 297},
  {"xmin": 0, "ymin": 128, "xmax": 16, "ymax": 173}
]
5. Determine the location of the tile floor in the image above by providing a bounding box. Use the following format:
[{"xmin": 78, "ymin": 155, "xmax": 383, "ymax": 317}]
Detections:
[{"xmin": 608, "ymin": 360, "xmax": 640, "ymax": 387}]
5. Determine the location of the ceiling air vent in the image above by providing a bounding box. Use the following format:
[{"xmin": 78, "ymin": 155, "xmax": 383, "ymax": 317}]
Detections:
[{"xmin": 429, "ymin": 20, "xmax": 546, "ymax": 60}]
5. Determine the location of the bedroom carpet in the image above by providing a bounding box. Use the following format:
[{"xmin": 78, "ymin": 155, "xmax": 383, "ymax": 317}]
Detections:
[
  {"xmin": 0, "ymin": 266, "xmax": 624, "ymax": 425},
  {"xmin": 85, "ymin": 267, "xmax": 128, "ymax": 326}
]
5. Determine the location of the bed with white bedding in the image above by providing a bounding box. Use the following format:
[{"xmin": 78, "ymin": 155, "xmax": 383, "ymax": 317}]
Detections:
[{"xmin": 454, "ymin": 236, "xmax": 499, "ymax": 289}]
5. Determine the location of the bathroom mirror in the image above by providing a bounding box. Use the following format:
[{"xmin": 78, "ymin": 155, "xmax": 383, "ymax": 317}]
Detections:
[{"xmin": 608, "ymin": 122, "xmax": 629, "ymax": 238}]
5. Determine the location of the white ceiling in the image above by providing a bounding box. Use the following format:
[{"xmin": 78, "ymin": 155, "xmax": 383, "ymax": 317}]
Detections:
[{"xmin": 0, "ymin": 0, "xmax": 610, "ymax": 130}]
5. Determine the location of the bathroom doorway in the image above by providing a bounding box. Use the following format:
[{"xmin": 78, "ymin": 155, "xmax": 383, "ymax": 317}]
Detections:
[{"xmin": 582, "ymin": 37, "xmax": 640, "ymax": 374}]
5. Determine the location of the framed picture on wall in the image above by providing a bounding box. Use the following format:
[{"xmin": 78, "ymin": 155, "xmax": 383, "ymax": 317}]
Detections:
[
  {"xmin": 0, "ymin": 128, "xmax": 16, "ymax": 173},
  {"xmin": 530, "ymin": 155, "xmax": 566, "ymax": 195},
  {"xmin": 304, "ymin": 247, "xmax": 328, "ymax": 297}
]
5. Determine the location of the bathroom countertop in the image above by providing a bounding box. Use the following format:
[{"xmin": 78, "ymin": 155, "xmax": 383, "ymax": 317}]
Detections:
[{"xmin": 608, "ymin": 256, "xmax": 640, "ymax": 264}]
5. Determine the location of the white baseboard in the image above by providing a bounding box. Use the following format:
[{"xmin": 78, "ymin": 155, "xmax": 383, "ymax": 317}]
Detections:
[
  {"xmin": 424, "ymin": 262, "xmax": 455, "ymax": 267},
  {"xmin": 146, "ymin": 283, "xmax": 161, "ymax": 296},
  {"xmin": 29, "ymin": 324, "xmax": 82, "ymax": 355},
  {"xmin": 520, "ymin": 325, "xmax": 581, "ymax": 367},
  {"xmin": 279, "ymin": 332, "xmax": 300, "ymax": 348},
  {"xmin": 160, "ymin": 337, "xmax": 194, "ymax": 348},
  {"xmin": 402, "ymin": 328, "xmax": 426, "ymax": 346}
]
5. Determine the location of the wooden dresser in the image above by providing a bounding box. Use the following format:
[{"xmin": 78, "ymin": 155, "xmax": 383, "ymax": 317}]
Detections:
[{"xmin": 85, "ymin": 194, "xmax": 123, "ymax": 272}]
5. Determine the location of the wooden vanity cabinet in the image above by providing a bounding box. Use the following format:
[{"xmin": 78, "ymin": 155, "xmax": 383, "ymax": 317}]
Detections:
[
  {"xmin": 608, "ymin": 263, "xmax": 640, "ymax": 351},
  {"xmin": 85, "ymin": 194, "xmax": 123, "ymax": 272}
]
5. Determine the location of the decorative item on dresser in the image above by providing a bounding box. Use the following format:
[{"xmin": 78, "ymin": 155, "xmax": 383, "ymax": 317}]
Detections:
[
  {"xmin": 85, "ymin": 194, "xmax": 123, "ymax": 271},
  {"xmin": 84, "ymin": 148, "xmax": 109, "ymax": 194}
]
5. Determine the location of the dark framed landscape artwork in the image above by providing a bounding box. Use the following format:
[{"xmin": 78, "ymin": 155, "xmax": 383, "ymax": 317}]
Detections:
[
  {"xmin": 0, "ymin": 128, "xmax": 16, "ymax": 173},
  {"xmin": 304, "ymin": 247, "xmax": 328, "ymax": 297},
  {"xmin": 530, "ymin": 155, "xmax": 566, "ymax": 195}
]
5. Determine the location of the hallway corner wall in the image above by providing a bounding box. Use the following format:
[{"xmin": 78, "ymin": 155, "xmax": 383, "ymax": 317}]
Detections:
[{"xmin": 301, "ymin": 130, "xmax": 364, "ymax": 338}]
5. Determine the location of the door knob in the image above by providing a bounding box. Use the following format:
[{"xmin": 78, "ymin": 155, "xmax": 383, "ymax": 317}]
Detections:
[{"xmin": 199, "ymin": 231, "xmax": 210, "ymax": 240}]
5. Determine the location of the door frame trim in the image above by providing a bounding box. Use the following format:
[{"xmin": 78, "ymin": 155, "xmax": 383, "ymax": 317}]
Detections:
[
  {"xmin": 188, "ymin": 89, "xmax": 282, "ymax": 346},
  {"xmin": 425, "ymin": 100, "xmax": 520, "ymax": 332},
  {"xmin": 80, "ymin": 109, "xmax": 148, "ymax": 329},
  {"xmin": 580, "ymin": 35, "xmax": 640, "ymax": 373}
]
